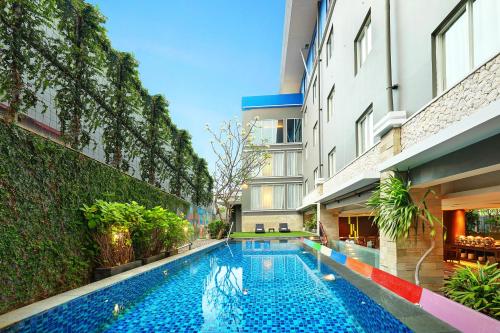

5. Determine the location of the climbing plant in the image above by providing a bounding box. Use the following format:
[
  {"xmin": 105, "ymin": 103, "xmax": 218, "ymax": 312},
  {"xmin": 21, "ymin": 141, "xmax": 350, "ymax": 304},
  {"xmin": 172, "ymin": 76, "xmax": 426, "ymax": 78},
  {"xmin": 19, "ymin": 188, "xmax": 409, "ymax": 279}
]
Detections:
[
  {"xmin": 0, "ymin": 0, "xmax": 55, "ymax": 122},
  {"xmin": 169, "ymin": 128, "xmax": 193, "ymax": 197},
  {"xmin": 52, "ymin": 0, "xmax": 109, "ymax": 148},
  {"xmin": 103, "ymin": 51, "xmax": 142, "ymax": 171},
  {"xmin": 0, "ymin": 122, "xmax": 190, "ymax": 314},
  {"xmin": 191, "ymin": 155, "xmax": 213, "ymax": 207}
]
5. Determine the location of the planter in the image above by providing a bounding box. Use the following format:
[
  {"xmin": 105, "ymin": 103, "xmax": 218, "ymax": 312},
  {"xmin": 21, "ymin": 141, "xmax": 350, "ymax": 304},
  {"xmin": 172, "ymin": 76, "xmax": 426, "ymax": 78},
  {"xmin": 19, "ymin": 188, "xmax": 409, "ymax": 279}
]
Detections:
[
  {"xmin": 166, "ymin": 248, "xmax": 179, "ymax": 257},
  {"xmin": 140, "ymin": 252, "xmax": 166, "ymax": 265},
  {"xmin": 94, "ymin": 260, "xmax": 142, "ymax": 281},
  {"xmin": 467, "ymin": 253, "xmax": 475, "ymax": 260}
]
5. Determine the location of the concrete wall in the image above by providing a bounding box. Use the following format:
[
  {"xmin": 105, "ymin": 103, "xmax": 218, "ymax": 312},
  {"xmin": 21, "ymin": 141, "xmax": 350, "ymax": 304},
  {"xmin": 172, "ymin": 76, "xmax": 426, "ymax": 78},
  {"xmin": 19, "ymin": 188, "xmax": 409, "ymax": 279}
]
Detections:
[{"xmin": 241, "ymin": 212, "xmax": 303, "ymax": 232}]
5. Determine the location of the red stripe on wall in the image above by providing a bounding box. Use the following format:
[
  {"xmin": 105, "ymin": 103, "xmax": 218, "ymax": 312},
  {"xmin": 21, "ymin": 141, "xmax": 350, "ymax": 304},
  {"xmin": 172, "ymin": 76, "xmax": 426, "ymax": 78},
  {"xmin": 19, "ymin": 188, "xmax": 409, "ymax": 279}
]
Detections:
[
  {"xmin": 345, "ymin": 257, "xmax": 373, "ymax": 278},
  {"xmin": 371, "ymin": 268, "xmax": 423, "ymax": 304}
]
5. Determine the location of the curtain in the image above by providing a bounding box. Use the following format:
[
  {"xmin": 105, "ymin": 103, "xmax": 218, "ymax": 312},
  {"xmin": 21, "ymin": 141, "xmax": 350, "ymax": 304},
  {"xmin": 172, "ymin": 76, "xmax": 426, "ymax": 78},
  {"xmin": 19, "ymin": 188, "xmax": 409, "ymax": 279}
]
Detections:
[
  {"xmin": 287, "ymin": 151, "xmax": 302, "ymax": 176},
  {"xmin": 272, "ymin": 185, "xmax": 285, "ymax": 209},
  {"xmin": 473, "ymin": 0, "xmax": 500, "ymax": 67},
  {"xmin": 251, "ymin": 186, "xmax": 261, "ymax": 210},
  {"xmin": 272, "ymin": 152, "xmax": 284, "ymax": 176},
  {"xmin": 287, "ymin": 184, "xmax": 303, "ymax": 209},
  {"xmin": 444, "ymin": 11, "xmax": 469, "ymax": 88}
]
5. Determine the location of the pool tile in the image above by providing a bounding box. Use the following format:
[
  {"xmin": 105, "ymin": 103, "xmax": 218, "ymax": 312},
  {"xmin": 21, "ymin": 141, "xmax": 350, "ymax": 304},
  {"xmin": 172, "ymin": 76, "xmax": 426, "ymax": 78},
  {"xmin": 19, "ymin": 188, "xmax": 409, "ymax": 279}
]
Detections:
[
  {"xmin": 345, "ymin": 258, "xmax": 373, "ymax": 278},
  {"xmin": 371, "ymin": 268, "xmax": 423, "ymax": 304}
]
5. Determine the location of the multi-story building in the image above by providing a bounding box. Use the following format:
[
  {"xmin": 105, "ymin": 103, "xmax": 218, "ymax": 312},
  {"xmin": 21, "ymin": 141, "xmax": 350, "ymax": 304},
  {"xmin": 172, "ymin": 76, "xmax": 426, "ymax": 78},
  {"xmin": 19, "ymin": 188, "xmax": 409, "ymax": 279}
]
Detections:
[
  {"xmin": 239, "ymin": 94, "xmax": 304, "ymax": 232},
  {"xmin": 242, "ymin": 0, "xmax": 500, "ymax": 290}
]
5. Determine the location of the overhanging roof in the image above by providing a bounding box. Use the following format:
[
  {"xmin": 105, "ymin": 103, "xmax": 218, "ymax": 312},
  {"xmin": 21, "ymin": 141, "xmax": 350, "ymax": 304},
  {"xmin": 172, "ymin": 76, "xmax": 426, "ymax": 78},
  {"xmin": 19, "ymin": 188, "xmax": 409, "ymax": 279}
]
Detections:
[
  {"xmin": 241, "ymin": 93, "xmax": 303, "ymax": 111},
  {"xmin": 319, "ymin": 171, "xmax": 380, "ymax": 204},
  {"xmin": 379, "ymin": 99, "xmax": 500, "ymax": 172},
  {"xmin": 280, "ymin": 0, "xmax": 316, "ymax": 93}
]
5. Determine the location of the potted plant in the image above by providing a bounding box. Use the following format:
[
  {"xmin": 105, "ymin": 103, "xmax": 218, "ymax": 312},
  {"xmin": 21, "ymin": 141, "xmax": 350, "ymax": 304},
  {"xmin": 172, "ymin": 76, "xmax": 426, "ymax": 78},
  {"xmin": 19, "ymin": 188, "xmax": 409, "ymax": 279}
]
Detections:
[
  {"xmin": 82, "ymin": 200, "xmax": 142, "ymax": 281},
  {"xmin": 131, "ymin": 206, "xmax": 170, "ymax": 265},
  {"xmin": 442, "ymin": 262, "xmax": 500, "ymax": 319},
  {"xmin": 367, "ymin": 175, "xmax": 442, "ymax": 285}
]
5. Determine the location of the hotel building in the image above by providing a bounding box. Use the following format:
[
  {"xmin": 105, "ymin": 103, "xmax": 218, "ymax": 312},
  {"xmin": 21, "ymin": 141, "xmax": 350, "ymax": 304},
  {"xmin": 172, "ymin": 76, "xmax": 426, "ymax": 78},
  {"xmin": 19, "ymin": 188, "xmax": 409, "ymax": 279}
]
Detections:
[{"xmin": 241, "ymin": 0, "xmax": 500, "ymax": 289}]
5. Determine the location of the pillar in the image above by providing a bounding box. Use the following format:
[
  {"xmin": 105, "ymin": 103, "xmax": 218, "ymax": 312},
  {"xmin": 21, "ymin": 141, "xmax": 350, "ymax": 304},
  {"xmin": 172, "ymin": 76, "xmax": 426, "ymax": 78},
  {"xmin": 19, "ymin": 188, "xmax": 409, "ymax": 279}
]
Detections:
[{"xmin": 318, "ymin": 203, "xmax": 339, "ymax": 242}]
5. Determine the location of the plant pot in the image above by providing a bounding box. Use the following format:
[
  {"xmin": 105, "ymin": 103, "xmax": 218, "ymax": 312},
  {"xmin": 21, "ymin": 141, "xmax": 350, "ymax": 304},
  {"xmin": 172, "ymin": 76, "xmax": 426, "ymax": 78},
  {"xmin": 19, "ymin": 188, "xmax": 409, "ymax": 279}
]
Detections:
[
  {"xmin": 141, "ymin": 252, "xmax": 166, "ymax": 265},
  {"xmin": 467, "ymin": 253, "xmax": 475, "ymax": 260},
  {"xmin": 166, "ymin": 249, "xmax": 179, "ymax": 257},
  {"xmin": 94, "ymin": 260, "xmax": 142, "ymax": 281}
]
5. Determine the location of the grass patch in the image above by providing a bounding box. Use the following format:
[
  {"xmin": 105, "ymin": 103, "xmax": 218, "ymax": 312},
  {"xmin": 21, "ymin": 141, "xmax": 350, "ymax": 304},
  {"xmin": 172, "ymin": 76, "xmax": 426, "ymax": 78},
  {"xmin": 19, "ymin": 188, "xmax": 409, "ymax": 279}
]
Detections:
[{"xmin": 230, "ymin": 231, "xmax": 314, "ymax": 238}]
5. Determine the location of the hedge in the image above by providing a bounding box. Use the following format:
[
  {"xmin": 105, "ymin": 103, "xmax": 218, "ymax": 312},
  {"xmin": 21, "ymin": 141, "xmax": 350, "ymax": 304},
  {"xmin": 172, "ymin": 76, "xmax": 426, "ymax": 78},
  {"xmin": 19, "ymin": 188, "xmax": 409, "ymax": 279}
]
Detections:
[{"xmin": 0, "ymin": 122, "xmax": 190, "ymax": 314}]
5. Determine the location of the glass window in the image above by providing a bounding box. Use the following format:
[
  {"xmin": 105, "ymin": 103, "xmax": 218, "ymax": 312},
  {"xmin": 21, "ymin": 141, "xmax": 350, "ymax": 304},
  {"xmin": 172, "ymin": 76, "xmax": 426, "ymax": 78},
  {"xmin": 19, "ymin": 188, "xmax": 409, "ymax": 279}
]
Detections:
[
  {"xmin": 303, "ymin": 107, "xmax": 307, "ymax": 128},
  {"xmin": 304, "ymin": 142, "xmax": 308, "ymax": 160},
  {"xmin": 312, "ymin": 77, "xmax": 317, "ymax": 104},
  {"xmin": 287, "ymin": 184, "xmax": 303, "ymax": 209},
  {"xmin": 328, "ymin": 148, "xmax": 336, "ymax": 178},
  {"xmin": 287, "ymin": 118, "xmax": 302, "ymax": 143},
  {"xmin": 286, "ymin": 151, "xmax": 303, "ymax": 176},
  {"xmin": 253, "ymin": 119, "xmax": 284, "ymax": 144},
  {"xmin": 327, "ymin": 88, "xmax": 334, "ymax": 122},
  {"xmin": 438, "ymin": 0, "xmax": 500, "ymax": 91},
  {"xmin": 304, "ymin": 179, "xmax": 309, "ymax": 195},
  {"xmin": 326, "ymin": 29, "xmax": 333, "ymax": 65},
  {"xmin": 313, "ymin": 167, "xmax": 319, "ymax": 188},
  {"xmin": 250, "ymin": 185, "xmax": 285, "ymax": 210},
  {"xmin": 258, "ymin": 152, "xmax": 284, "ymax": 177},
  {"xmin": 356, "ymin": 15, "xmax": 372, "ymax": 72},
  {"xmin": 313, "ymin": 122, "xmax": 318, "ymax": 147},
  {"xmin": 356, "ymin": 108, "xmax": 374, "ymax": 155}
]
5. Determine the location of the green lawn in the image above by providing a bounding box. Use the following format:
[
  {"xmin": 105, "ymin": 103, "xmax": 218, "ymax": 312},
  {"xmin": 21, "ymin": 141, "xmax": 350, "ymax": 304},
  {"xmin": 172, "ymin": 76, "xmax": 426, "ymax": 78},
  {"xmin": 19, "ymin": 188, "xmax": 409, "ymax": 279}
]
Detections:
[{"xmin": 230, "ymin": 231, "xmax": 315, "ymax": 238}]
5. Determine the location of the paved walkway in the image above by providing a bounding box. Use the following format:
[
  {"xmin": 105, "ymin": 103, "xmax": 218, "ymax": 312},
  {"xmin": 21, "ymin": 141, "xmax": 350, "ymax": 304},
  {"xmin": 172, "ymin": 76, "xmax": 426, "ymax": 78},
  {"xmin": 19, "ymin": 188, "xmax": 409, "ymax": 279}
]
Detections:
[{"xmin": 178, "ymin": 238, "xmax": 219, "ymax": 253}]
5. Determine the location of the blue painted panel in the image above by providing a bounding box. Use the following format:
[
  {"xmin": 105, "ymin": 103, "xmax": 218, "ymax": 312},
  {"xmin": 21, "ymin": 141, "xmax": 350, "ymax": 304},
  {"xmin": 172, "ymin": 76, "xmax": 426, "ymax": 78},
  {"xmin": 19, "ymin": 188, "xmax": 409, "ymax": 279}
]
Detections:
[
  {"xmin": 242, "ymin": 93, "xmax": 303, "ymax": 110},
  {"xmin": 330, "ymin": 251, "xmax": 347, "ymax": 265}
]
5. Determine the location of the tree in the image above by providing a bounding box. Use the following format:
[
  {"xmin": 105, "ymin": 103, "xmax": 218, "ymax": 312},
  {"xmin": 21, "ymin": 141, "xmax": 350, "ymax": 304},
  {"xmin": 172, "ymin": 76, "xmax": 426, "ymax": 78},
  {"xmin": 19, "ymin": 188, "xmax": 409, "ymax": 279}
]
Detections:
[
  {"xmin": 207, "ymin": 118, "xmax": 269, "ymax": 223},
  {"xmin": 103, "ymin": 51, "xmax": 141, "ymax": 171},
  {"xmin": 191, "ymin": 154, "xmax": 213, "ymax": 207},
  {"xmin": 169, "ymin": 127, "xmax": 193, "ymax": 198},
  {"xmin": 139, "ymin": 93, "xmax": 171, "ymax": 187},
  {"xmin": 0, "ymin": 0, "xmax": 55, "ymax": 123},
  {"xmin": 366, "ymin": 174, "xmax": 442, "ymax": 285},
  {"xmin": 53, "ymin": 0, "xmax": 109, "ymax": 148}
]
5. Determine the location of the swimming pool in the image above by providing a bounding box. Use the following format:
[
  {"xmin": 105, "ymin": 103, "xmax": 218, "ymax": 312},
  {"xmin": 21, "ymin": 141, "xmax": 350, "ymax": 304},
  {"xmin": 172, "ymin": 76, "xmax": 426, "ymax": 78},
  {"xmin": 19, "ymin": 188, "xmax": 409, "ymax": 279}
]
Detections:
[{"xmin": 3, "ymin": 240, "xmax": 412, "ymax": 332}]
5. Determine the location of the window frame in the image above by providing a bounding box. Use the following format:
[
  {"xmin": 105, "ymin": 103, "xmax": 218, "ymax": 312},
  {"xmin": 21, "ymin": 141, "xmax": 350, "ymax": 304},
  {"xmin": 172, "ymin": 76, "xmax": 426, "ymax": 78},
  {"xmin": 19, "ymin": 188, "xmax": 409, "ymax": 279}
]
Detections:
[
  {"xmin": 327, "ymin": 86, "xmax": 335, "ymax": 123},
  {"xmin": 356, "ymin": 106, "xmax": 374, "ymax": 156},
  {"xmin": 313, "ymin": 167, "xmax": 319, "ymax": 188},
  {"xmin": 313, "ymin": 121, "xmax": 318, "ymax": 147},
  {"xmin": 326, "ymin": 28, "xmax": 333, "ymax": 66},
  {"xmin": 286, "ymin": 183, "xmax": 303, "ymax": 209},
  {"xmin": 249, "ymin": 184, "xmax": 286, "ymax": 211},
  {"xmin": 328, "ymin": 148, "xmax": 336, "ymax": 178},
  {"xmin": 354, "ymin": 11, "xmax": 372, "ymax": 74},
  {"xmin": 286, "ymin": 118, "xmax": 302, "ymax": 143},
  {"xmin": 312, "ymin": 76, "xmax": 318, "ymax": 104}
]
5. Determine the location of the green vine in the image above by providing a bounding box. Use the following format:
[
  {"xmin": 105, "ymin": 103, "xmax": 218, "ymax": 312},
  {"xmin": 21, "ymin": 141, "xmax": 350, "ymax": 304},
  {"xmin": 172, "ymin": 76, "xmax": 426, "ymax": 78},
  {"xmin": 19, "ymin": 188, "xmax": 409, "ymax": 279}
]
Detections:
[{"xmin": 0, "ymin": 122, "xmax": 189, "ymax": 314}]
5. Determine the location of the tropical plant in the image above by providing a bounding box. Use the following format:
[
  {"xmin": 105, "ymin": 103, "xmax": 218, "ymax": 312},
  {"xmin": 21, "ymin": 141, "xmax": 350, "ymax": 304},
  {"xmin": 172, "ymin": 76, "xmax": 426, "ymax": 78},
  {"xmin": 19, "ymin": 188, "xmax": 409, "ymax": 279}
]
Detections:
[
  {"xmin": 0, "ymin": 0, "xmax": 55, "ymax": 123},
  {"xmin": 52, "ymin": 0, "xmax": 109, "ymax": 148},
  {"xmin": 82, "ymin": 200, "xmax": 137, "ymax": 267},
  {"xmin": 169, "ymin": 128, "xmax": 193, "ymax": 197},
  {"xmin": 133, "ymin": 206, "xmax": 170, "ymax": 258},
  {"xmin": 367, "ymin": 174, "xmax": 442, "ymax": 285},
  {"xmin": 164, "ymin": 212, "xmax": 193, "ymax": 251},
  {"xmin": 442, "ymin": 262, "xmax": 500, "ymax": 319},
  {"xmin": 208, "ymin": 220, "xmax": 229, "ymax": 239},
  {"xmin": 304, "ymin": 211, "xmax": 317, "ymax": 231}
]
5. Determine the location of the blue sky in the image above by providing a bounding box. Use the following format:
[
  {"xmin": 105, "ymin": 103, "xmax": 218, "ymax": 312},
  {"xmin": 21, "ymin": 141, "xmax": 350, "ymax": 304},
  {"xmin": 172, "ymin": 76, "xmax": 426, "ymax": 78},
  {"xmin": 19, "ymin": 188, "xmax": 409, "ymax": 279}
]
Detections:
[{"xmin": 87, "ymin": 0, "xmax": 286, "ymax": 170}]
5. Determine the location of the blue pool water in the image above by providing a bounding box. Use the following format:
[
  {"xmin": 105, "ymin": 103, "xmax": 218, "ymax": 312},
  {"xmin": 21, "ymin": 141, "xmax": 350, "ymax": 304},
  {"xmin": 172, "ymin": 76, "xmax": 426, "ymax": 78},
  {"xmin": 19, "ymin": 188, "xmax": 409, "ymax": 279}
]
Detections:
[{"xmin": 4, "ymin": 240, "xmax": 411, "ymax": 332}]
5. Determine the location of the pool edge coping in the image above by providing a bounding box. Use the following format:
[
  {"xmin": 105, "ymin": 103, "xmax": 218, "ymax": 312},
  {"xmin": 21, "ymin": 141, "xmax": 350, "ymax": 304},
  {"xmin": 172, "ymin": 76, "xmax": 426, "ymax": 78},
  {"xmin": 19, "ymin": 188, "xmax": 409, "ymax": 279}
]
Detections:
[
  {"xmin": 301, "ymin": 239, "xmax": 500, "ymax": 333},
  {"xmin": 0, "ymin": 240, "xmax": 225, "ymax": 329}
]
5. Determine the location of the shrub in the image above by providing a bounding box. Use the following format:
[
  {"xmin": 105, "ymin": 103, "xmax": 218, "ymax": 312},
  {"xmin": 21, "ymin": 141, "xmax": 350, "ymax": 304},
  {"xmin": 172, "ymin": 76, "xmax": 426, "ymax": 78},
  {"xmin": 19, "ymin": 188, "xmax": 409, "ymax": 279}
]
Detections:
[
  {"xmin": 442, "ymin": 262, "xmax": 500, "ymax": 319},
  {"xmin": 135, "ymin": 206, "xmax": 170, "ymax": 258},
  {"xmin": 304, "ymin": 212, "xmax": 317, "ymax": 231},
  {"xmin": 208, "ymin": 220, "xmax": 228, "ymax": 239},
  {"xmin": 164, "ymin": 212, "xmax": 193, "ymax": 251},
  {"xmin": 82, "ymin": 200, "xmax": 139, "ymax": 268}
]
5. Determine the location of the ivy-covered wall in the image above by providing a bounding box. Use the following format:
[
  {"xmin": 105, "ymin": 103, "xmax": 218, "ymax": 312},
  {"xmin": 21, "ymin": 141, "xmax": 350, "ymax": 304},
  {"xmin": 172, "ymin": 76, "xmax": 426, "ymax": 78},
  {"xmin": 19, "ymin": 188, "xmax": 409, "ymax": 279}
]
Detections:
[{"xmin": 0, "ymin": 122, "xmax": 190, "ymax": 314}]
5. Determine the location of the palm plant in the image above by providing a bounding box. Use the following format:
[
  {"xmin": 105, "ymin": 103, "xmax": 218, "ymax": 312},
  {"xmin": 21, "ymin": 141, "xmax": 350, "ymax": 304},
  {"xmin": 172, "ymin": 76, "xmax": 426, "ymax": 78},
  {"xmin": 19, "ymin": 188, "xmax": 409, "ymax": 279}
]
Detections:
[
  {"xmin": 442, "ymin": 262, "xmax": 500, "ymax": 319},
  {"xmin": 367, "ymin": 174, "xmax": 442, "ymax": 285}
]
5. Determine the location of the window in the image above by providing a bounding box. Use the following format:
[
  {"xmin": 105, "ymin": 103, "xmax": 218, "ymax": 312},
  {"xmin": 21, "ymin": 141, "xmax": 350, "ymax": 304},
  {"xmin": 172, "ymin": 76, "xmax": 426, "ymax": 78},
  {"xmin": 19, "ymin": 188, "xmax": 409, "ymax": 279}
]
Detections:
[
  {"xmin": 313, "ymin": 122, "xmax": 318, "ymax": 146},
  {"xmin": 258, "ymin": 152, "xmax": 284, "ymax": 177},
  {"xmin": 303, "ymin": 107, "xmax": 307, "ymax": 128},
  {"xmin": 287, "ymin": 184, "xmax": 303, "ymax": 209},
  {"xmin": 313, "ymin": 167, "xmax": 319, "ymax": 188},
  {"xmin": 286, "ymin": 151, "xmax": 303, "ymax": 176},
  {"xmin": 436, "ymin": 0, "xmax": 500, "ymax": 91},
  {"xmin": 286, "ymin": 118, "xmax": 302, "ymax": 143},
  {"xmin": 304, "ymin": 179, "xmax": 309, "ymax": 195},
  {"xmin": 326, "ymin": 29, "xmax": 333, "ymax": 65},
  {"xmin": 250, "ymin": 185, "xmax": 285, "ymax": 210},
  {"xmin": 304, "ymin": 142, "xmax": 308, "ymax": 160},
  {"xmin": 356, "ymin": 107, "xmax": 374, "ymax": 155},
  {"xmin": 328, "ymin": 148, "xmax": 336, "ymax": 178},
  {"xmin": 312, "ymin": 77, "xmax": 317, "ymax": 104},
  {"xmin": 253, "ymin": 119, "xmax": 284, "ymax": 144},
  {"xmin": 327, "ymin": 87, "xmax": 334, "ymax": 122},
  {"xmin": 355, "ymin": 13, "xmax": 372, "ymax": 72}
]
